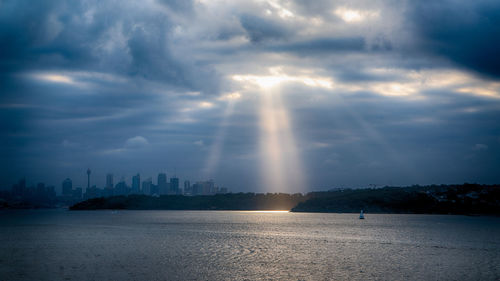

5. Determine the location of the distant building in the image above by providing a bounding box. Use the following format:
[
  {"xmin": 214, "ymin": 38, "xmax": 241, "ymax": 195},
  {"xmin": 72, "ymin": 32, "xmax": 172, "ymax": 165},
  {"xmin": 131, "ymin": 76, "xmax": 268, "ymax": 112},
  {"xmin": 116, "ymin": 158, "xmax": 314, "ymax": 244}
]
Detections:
[
  {"xmin": 36, "ymin": 183, "xmax": 46, "ymax": 200},
  {"xmin": 73, "ymin": 187, "xmax": 82, "ymax": 200},
  {"xmin": 158, "ymin": 173, "xmax": 168, "ymax": 195},
  {"xmin": 184, "ymin": 180, "xmax": 191, "ymax": 195},
  {"xmin": 193, "ymin": 180, "xmax": 216, "ymax": 195},
  {"xmin": 191, "ymin": 180, "xmax": 215, "ymax": 196},
  {"xmin": 132, "ymin": 173, "xmax": 141, "ymax": 194},
  {"xmin": 12, "ymin": 178, "xmax": 26, "ymax": 197},
  {"xmin": 46, "ymin": 186, "xmax": 56, "ymax": 201},
  {"xmin": 86, "ymin": 168, "xmax": 91, "ymax": 190},
  {"xmin": 151, "ymin": 183, "xmax": 159, "ymax": 196},
  {"xmin": 114, "ymin": 179, "xmax": 128, "ymax": 196},
  {"xmin": 62, "ymin": 178, "xmax": 73, "ymax": 196},
  {"xmin": 106, "ymin": 174, "xmax": 114, "ymax": 190},
  {"xmin": 84, "ymin": 185, "xmax": 101, "ymax": 200},
  {"xmin": 142, "ymin": 178, "xmax": 152, "ymax": 195},
  {"xmin": 170, "ymin": 177, "xmax": 179, "ymax": 195},
  {"xmin": 204, "ymin": 180, "xmax": 215, "ymax": 195},
  {"xmin": 192, "ymin": 182, "xmax": 202, "ymax": 195}
]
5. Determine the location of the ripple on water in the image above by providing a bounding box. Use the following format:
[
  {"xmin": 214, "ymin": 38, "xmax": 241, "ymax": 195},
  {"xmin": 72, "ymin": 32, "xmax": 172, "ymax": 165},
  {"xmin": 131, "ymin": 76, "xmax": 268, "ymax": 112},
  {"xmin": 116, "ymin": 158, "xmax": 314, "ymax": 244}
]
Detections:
[{"xmin": 0, "ymin": 210, "xmax": 499, "ymax": 280}]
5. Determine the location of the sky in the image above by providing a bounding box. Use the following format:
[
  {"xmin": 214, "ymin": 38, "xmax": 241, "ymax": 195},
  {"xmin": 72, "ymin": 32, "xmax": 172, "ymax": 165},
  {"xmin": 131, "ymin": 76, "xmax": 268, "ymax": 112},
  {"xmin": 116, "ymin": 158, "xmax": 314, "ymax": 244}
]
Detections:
[{"xmin": 1, "ymin": 0, "xmax": 500, "ymax": 193}]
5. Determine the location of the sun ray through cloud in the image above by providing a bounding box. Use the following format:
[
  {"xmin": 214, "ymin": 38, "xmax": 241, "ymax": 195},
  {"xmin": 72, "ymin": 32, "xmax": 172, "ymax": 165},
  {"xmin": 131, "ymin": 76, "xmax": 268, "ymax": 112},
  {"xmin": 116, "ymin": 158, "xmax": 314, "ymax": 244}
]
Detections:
[
  {"xmin": 202, "ymin": 94, "xmax": 240, "ymax": 178},
  {"xmin": 258, "ymin": 85, "xmax": 305, "ymax": 192},
  {"xmin": 232, "ymin": 68, "xmax": 334, "ymax": 192}
]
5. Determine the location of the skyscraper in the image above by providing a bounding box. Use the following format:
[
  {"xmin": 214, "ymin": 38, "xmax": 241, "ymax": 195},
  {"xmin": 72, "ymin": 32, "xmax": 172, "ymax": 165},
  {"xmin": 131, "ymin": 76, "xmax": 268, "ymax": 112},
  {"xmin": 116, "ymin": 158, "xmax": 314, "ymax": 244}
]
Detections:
[
  {"xmin": 132, "ymin": 173, "xmax": 140, "ymax": 194},
  {"xmin": 114, "ymin": 177, "xmax": 128, "ymax": 196},
  {"xmin": 73, "ymin": 187, "xmax": 82, "ymax": 200},
  {"xmin": 184, "ymin": 180, "xmax": 191, "ymax": 195},
  {"xmin": 158, "ymin": 173, "xmax": 167, "ymax": 195},
  {"xmin": 62, "ymin": 178, "xmax": 73, "ymax": 196},
  {"xmin": 86, "ymin": 168, "xmax": 91, "ymax": 190},
  {"xmin": 170, "ymin": 177, "xmax": 179, "ymax": 194},
  {"xmin": 106, "ymin": 174, "xmax": 113, "ymax": 189},
  {"xmin": 204, "ymin": 179, "xmax": 215, "ymax": 195},
  {"xmin": 142, "ymin": 178, "xmax": 152, "ymax": 195}
]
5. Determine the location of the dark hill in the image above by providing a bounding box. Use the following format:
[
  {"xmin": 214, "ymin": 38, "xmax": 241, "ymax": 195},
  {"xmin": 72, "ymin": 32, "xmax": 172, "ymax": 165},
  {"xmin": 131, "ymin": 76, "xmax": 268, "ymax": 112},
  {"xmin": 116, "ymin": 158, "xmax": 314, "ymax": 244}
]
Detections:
[{"xmin": 291, "ymin": 184, "xmax": 500, "ymax": 214}]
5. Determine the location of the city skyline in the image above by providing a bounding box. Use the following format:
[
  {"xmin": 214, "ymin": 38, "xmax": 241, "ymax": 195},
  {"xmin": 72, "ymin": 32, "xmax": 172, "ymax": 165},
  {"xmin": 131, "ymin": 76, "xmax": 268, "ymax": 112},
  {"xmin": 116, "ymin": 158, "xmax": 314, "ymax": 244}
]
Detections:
[
  {"xmin": 0, "ymin": 166, "xmax": 222, "ymax": 193},
  {"xmin": 5, "ymin": 170, "xmax": 230, "ymax": 209},
  {"xmin": 7, "ymin": 170, "xmax": 227, "ymax": 196}
]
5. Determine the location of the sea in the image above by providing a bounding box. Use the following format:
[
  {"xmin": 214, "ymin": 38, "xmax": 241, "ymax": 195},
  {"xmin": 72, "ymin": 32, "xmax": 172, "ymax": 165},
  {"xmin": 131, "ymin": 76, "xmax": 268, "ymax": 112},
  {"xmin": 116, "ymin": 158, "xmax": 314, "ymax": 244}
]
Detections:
[{"xmin": 0, "ymin": 210, "xmax": 499, "ymax": 280}]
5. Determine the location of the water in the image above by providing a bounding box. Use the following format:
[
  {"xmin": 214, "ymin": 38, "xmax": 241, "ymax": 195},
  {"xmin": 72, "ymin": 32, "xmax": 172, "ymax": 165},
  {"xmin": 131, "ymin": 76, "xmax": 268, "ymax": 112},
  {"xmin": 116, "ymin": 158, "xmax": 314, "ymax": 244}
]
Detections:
[{"xmin": 1, "ymin": 210, "xmax": 499, "ymax": 280}]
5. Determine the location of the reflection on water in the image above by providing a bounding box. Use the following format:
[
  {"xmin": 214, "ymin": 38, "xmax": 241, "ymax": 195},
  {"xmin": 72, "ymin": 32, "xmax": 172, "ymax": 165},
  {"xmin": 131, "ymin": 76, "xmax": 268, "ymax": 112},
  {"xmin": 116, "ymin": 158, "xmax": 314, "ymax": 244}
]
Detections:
[
  {"xmin": 0, "ymin": 210, "xmax": 499, "ymax": 280},
  {"xmin": 238, "ymin": 210, "xmax": 289, "ymax": 213}
]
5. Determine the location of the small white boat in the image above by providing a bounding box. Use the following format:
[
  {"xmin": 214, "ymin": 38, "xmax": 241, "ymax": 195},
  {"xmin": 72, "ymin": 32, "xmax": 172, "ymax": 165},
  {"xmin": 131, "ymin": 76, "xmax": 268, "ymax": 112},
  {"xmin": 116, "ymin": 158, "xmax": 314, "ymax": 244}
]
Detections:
[{"xmin": 359, "ymin": 210, "xmax": 365, "ymax": 219}]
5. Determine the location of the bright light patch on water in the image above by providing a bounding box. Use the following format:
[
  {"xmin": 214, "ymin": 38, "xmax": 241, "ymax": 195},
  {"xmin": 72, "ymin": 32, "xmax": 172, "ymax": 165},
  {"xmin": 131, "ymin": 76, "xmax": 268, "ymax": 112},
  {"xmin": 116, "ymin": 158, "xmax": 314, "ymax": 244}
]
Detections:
[{"xmin": 238, "ymin": 210, "xmax": 289, "ymax": 213}]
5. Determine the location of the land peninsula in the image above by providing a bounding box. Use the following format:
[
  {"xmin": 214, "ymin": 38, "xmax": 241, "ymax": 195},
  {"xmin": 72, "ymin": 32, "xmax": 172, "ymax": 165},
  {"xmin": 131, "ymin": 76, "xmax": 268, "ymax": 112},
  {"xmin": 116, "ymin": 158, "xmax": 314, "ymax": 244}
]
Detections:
[{"xmin": 70, "ymin": 183, "xmax": 500, "ymax": 215}]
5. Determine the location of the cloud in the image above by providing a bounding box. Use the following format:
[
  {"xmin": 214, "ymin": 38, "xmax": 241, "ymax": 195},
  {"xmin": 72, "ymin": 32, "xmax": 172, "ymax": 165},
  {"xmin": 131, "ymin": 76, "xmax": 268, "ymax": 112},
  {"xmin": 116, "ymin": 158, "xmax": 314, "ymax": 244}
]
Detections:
[
  {"xmin": 270, "ymin": 37, "xmax": 366, "ymax": 54},
  {"xmin": 408, "ymin": 0, "xmax": 500, "ymax": 78},
  {"xmin": 239, "ymin": 14, "xmax": 292, "ymax": 43},
  {"xmin": 334, "ymin": 7, "xmax": 379, "ymax": 23},
  {"xmin": 0, "ymin": 0, "xmax": 218, "ymax": 92},
  {"xmin": 157, "ymin": 0, "xmax": 194, "ymax": 14},
  {"xmin": 1, "ymin": 0, "xmax": 500, "ymax": 190},
  {"xmin": 124, "ymin": 136, "xmax": 150, "ymax": 149}
]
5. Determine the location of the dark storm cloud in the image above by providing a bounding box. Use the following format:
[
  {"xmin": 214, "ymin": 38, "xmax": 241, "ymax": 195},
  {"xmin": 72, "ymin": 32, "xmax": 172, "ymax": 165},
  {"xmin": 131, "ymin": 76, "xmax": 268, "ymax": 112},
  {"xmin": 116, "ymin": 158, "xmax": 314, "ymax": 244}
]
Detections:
[
  {"xmin": 409, "ymin": 0, "xmax": 500, "ymax": 78},
  {"xmin": 287, "ymin": 86, "xmax": 500, "ymax": 187},
  {"xmin": 1, "ymin": 0, "xmax": 500, "ymax": 191},
  {"xmin": 0, "ymin": 0, "xmax": 217, "ymax": 188},
  {"xmin": 0, "ymin": 0, "xmax": 217, "ymax": 91},
  {"xmin": 270, "ymin": 37, "xmax": 366, "ymax": 54},
  {"xmin": 157, "ymin": 0, "xmax": 194, "ymax": 14},
  {"xmin": 239, "ymin": 14, "xmax": 292, "ymax": 43}
]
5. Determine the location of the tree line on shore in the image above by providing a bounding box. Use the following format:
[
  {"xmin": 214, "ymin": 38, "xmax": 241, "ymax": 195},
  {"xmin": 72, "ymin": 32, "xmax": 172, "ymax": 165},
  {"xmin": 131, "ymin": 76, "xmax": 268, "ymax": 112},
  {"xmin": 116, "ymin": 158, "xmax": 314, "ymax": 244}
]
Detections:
[{"xmin": 69, "ymin": 183, "xmax": 500, "ymax": 214}]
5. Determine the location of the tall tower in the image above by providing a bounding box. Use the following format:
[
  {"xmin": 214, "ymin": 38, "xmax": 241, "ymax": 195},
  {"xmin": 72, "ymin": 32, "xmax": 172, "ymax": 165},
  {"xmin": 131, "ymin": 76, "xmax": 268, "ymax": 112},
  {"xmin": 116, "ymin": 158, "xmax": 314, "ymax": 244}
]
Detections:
[{"xmin": 87, "ymin": 168, "xmax": 91, "ymax": 190}]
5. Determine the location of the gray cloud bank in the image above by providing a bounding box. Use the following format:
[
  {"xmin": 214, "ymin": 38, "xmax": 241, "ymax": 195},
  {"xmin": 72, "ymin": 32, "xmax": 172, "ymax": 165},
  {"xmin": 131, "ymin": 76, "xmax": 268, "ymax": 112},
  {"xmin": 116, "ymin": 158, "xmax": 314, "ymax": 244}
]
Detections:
[{"xmin": 1, "ymin": 0, "xmax": 499, "ymax": 192}]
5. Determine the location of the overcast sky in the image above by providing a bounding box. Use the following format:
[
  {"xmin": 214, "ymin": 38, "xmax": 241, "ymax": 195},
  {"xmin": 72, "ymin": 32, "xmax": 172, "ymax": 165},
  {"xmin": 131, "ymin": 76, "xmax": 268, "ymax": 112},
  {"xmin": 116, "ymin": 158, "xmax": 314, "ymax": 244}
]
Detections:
[{"xmin": 1, "ymin": 0, "xmax": 500, "ymax": 193}]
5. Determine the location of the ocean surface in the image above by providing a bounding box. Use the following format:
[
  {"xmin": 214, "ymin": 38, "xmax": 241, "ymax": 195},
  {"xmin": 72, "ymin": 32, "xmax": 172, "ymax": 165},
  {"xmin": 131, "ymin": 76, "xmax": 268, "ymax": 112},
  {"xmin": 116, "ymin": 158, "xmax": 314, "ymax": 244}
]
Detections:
[{"xmin": 0, "ymin": 210, "xmax": 499, "ymax": 281}]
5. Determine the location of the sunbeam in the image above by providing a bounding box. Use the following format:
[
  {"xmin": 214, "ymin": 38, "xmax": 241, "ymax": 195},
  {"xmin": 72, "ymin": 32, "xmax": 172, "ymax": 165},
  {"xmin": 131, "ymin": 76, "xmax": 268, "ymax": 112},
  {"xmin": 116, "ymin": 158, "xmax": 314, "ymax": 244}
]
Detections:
[
  {"xmin": 232, "ymin": 68, "xmax": 333, "ymax": 192},
  {"xmin": 259, "ymin": 86, "xmax": 305, "ymax": 192},
  {"xmin": 202, "ymin": 93, "xmax": 240, "ymax": 178}
]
